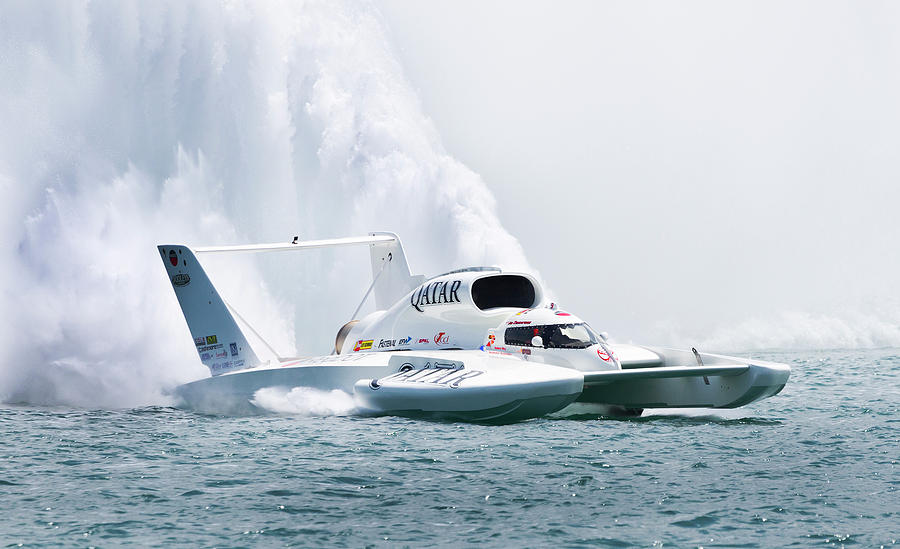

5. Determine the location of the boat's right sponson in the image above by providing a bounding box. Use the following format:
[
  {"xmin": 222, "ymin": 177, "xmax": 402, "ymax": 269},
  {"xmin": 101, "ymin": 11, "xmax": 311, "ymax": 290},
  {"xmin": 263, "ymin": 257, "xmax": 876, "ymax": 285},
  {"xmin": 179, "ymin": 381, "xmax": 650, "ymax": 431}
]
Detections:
[{"xmin": 577, "ymin": 346, "xmax": 790, "ymax": 409}]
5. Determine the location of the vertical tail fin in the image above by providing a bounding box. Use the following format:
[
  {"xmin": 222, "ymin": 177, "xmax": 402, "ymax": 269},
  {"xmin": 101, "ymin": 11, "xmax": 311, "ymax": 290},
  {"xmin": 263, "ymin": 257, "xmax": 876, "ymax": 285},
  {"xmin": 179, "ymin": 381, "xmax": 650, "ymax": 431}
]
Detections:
[
  {"xmin": 158, "ymin": 245, "xmax": 261, "ymax": 376},
  {"xmin": 368, "ymin": 232, "xmax": 425, "ymax": 311}
]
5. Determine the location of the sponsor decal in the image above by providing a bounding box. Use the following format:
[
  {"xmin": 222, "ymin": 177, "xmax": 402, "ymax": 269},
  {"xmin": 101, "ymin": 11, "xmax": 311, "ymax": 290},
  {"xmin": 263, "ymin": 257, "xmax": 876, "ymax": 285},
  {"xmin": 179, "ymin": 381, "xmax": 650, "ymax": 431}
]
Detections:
[
  {"xmin": 172, "ymin": 273, "xmax": 191, "ymax": 287},
  {"xmin": 206, "ymin": 335, "xmax": 218, "ymax": 345},
  {"xmin": 194, "ymin": 337, "xmax": 206, "ymax": 347},
  {"xmin": 410, "ymin": 280, "xmax": 462, "ymax": 312},
  {"xmin": 201, "ymin": 352, "xmax": 212, "ymax": 360},
  {"xmin": 378, "ymin": 339, "xmax": 395, "ymax": 349},
  {"xmin": 417, "ymin": 338, "xmax": 429, "ymax": 344},
  {"xmin": 396, "ymin": 336, "xmax": 412, "ymax": 346},
  {"xmin": 377, "ymin": 362, "xmax": 484, "ymax": 389},
  {"xmin": 521, "ymin": 348, "xmax": 531, "ymax": 356},
  {"xmin": 215, "ymin": 350, "xmax": 228, "ymax": 358},
  {"xmin": 597, "ymin": 344, "xmax": 616, "ymax": 363},
  {"xmin": 287, "ymin": 355, "xmax": 369, "ymax": 366},
  {"xmin": 354, "ymin": 339, "xmax": 373, "ymax": 352},
  {"xmin": 198, "ymin": 344, "xmax": 223, "ymax": 352},
  {"xmin": 555, "ymin": 311, "xmax": 571, "ymax": 316},
  {"xmin": 515, "ymin": 309, "xmax": 530, "ymax": 316},
  {"xmin": 483, "ymin": 344, "xmax": 511, "ymax": 354},
  {"xmin": 433, "ymin": 332, "xmax": 450, "ymax": 345},
  {"xmin": 506, "ymin": 320, "xmax": 531, "ymax": 325},
  {"xmin": 230, "ymin": 343, "xmax": 238, "ymax": 356},
  {"xmin": 210, "ymin": 361, "xmax": 233, "ymax": 372},
  {"xmin": 481, "ymin": 336, "xmax": 510, "ymax": 354},
  {"xmin": 169, "ymin": 249, "xmax": 178, "ymax": 267},
  {"xmin": 485, "ymin": 348, "xmax": 513, "ymax": 355}
]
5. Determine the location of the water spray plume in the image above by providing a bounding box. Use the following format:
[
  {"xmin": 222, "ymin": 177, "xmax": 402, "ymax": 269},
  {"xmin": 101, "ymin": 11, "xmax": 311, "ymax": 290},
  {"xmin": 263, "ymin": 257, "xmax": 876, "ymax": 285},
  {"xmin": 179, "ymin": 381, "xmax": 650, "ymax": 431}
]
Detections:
[{"xmin": 0, "ymin": 1, "xmax": 530, "ymax": 407}]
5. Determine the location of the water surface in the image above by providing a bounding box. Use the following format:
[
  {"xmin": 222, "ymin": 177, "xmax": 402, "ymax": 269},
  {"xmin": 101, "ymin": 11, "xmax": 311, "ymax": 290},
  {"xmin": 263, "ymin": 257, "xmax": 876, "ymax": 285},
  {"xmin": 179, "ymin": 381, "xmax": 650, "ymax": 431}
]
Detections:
[{"xmin": 1, "ymin": 349, "xmax": 897, "ymax": 547}]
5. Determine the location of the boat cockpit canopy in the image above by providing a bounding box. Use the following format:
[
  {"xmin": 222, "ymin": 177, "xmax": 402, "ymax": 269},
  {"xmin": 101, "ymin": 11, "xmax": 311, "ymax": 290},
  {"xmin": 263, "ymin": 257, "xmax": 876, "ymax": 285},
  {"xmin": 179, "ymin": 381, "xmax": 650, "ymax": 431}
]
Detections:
[{"xmin": 505, "ymin": 322, "xmax": 598, "ymax": 349}]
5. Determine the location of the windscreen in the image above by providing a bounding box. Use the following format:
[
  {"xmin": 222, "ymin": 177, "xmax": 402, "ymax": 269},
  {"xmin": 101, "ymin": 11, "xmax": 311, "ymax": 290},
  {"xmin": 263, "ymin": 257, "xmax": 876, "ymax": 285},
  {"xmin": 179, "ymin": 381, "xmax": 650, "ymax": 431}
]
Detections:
[{"xmin": 504, "ymin": 323, "xmax": 598, "ymax": 349}]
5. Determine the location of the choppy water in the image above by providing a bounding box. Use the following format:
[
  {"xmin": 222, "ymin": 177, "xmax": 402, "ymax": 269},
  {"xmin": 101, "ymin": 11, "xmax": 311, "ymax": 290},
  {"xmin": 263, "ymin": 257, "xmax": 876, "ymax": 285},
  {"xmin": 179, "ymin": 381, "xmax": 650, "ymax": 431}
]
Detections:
[{"xmin": 1, "ymin": 349, "xmax": 897, "ymax": 547}]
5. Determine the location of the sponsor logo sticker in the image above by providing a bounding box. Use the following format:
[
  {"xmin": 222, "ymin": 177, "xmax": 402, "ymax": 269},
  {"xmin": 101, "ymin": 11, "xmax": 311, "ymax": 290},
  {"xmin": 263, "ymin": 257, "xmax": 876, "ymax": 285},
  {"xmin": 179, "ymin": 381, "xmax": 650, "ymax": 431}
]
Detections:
[
  {"xmin": 194, "ymin": 337, "xmax": 205, "ymax": 347},
  {"xmin": 410, "ymin": 280, "xmax": 463, "ymax": 312},
  {"xmin": 378, "ymin": 339, "xmax": 395, "ymax": 349},
  {"xmin": 379, "ymin": 364, "xmax": 484, "ymax": 389},
  {"xmin": 211, "ymin": 361, "xmax": 233, "ymax": 372},
  {"xmin": 201, "ymin": 352, "xmax": 212, "ymax": 360},
  {"xmin": 597, "ymin": 344, "xmax": 617, "ymax": 363},
  {"xmin": 396, "ymin": 336, "xmax": 412, "ymax": 346},
  {"xmin": 172, "ymin": 273, "xmax": 191, "ymax": 287},
  {"xmin": 434, "ymin": 332, "xmax": 450, "ymax": 345},
  {"xmin": 206, "ymin": 335, "xmax": 218, "ymax": 345},
  {"xmin": 169, "ymin": 249, "xmax": 178, "ymax": 267},
  {"xmin": 417, "ymin": 338, "xmax": 429, "ymax": 344},
  {"xmin": 354, "ymin": 339, "xmax": 373, "ymax": 352},
  {"xmin": 215, "ymin": 350, "xmax": 228, "ymax": 358},
  {"xmin": 230, "ymin": 343, "xmax": 238, "ymax": 356}
]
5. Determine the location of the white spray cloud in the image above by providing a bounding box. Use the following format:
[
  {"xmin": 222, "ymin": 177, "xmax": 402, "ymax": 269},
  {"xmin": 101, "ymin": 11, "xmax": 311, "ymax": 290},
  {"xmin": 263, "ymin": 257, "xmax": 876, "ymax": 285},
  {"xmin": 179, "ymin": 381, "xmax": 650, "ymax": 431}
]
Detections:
[
  {"xmin": 630, "ymin": 298, "xmax": 900, "ymax": 353},
  {"xmin": 251, "ymin": 387, "xmax": 358, "ymax": 417},
  {"xmin": 698, "ymin": 305, "xmax": 900, "ymax": 352},
  {"xmin": 0, "ymin": 0, "xmax": 531, "ymax": 407}
]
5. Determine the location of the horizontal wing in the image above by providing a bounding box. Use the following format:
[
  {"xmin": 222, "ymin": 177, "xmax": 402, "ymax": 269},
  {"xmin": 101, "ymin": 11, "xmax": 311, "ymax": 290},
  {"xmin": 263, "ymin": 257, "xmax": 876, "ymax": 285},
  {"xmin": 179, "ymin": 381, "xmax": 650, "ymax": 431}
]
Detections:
[
  {"xmin": 583, "ymin": 364, "xmax": 749, "ymax": 386},
  {"xmin": 193, "ymin": 234, "xmax": 396, "ymax": 255},
  {"xmin": 183, "ymin": 231, "xmax": 421, "ymax": 315}
]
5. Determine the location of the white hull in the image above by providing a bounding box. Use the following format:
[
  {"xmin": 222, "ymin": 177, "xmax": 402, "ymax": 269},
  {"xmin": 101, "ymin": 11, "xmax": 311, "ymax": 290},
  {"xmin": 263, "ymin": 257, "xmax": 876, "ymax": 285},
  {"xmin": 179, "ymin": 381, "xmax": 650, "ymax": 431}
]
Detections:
[
  {"xmin": 175, "ymin": 346, "xmax": 788, "ymax": 421},
  {"xmin": 176, "ymin": 351, "xmax": 584, "ymax": 422}
]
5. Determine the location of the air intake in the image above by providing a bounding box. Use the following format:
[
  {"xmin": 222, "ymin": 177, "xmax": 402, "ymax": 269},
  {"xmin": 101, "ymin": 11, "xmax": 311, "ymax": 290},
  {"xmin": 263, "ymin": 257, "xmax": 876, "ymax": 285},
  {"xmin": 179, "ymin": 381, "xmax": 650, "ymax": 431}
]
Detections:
[{"xmin": 471, "ymin": 275, "xmax": 538, "ymax": 311}]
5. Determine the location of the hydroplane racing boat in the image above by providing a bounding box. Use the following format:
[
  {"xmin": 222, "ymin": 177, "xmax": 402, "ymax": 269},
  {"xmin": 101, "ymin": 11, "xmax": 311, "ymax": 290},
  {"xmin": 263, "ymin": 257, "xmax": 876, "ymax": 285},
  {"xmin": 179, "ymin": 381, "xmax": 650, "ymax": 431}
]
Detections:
[{"xmin": 159, "ymin": 233, "xmax": 789, "ymax": 423}]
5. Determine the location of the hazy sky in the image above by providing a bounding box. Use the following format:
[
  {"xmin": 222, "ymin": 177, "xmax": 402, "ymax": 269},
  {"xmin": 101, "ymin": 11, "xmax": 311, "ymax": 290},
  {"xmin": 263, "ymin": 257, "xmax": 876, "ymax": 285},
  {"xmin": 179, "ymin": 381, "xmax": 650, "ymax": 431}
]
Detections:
[{"xmin": 377, "ymin": 1, "xmax": 900, "ymax": 344}]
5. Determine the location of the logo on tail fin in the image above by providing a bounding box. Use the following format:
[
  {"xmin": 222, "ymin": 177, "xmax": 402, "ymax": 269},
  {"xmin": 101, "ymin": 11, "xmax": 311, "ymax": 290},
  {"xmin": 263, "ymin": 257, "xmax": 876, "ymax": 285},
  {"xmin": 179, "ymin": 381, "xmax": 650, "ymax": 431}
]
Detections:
[{"xmin": 169, "ymin": 249, "xmax": 178, "ymax": 267}]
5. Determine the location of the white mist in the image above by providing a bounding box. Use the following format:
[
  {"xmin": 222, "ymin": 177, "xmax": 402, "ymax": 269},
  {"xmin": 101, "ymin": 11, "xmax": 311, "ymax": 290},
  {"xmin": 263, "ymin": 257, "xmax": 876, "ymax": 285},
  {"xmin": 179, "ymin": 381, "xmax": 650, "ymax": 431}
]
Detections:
[{"xmin": 0, "ymin": 1, "xmax": 530, "ymax": 407}]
